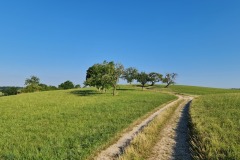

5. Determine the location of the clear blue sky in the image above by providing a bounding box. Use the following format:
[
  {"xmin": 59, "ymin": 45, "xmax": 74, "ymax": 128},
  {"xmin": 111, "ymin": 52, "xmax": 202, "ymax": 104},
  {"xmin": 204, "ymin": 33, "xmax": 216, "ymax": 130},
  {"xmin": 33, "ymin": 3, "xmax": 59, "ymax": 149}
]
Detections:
[{"xmin": 0, "ymin": 0, "xmax": 239, "ymax": 88}]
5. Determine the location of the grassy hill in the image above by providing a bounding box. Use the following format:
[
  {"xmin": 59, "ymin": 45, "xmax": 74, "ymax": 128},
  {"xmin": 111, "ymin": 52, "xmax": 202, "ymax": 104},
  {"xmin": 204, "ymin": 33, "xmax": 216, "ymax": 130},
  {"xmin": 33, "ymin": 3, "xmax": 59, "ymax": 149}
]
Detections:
[
  {"xmin": 1, "ymin": 84, "xmax": 239, "ymax": 159},
  {"xmin": 148, "ymin": 84, "xmax": 240, "ymax": 95},
  {"xmin": 0, "ymin": 88, "xmax": 176, "ymax": 159}
]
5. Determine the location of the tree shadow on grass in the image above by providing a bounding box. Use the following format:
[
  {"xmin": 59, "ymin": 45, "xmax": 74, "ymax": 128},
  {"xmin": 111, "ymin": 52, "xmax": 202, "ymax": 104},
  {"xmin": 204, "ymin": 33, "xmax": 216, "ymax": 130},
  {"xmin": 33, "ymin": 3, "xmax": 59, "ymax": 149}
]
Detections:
[
  {"xmin": 70, "ymin": 90, "xmax": 102, "ymax": 96},
  {"xmin": 116, "ymin": 88, "xmax": 135, "ymax": 91}
]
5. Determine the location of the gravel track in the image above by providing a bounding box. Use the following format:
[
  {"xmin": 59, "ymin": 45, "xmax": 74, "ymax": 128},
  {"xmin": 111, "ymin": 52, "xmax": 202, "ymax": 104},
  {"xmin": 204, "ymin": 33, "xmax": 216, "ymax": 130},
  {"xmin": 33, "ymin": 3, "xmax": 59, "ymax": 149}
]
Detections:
[
  {"xmin": 96, "ymin": 96, "xmax": 183, "ymax": 160},
  {"xmin": 148, "ymin": 97, "xmax": 193, "ymax": 160}
]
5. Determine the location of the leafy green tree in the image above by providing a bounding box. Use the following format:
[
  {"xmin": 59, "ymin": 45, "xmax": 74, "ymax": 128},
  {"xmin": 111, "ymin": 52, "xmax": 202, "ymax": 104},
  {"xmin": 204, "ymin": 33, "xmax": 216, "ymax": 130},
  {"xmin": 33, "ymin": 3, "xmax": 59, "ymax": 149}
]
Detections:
[
  {"xmin": 163, "ymin": 73, "xmax": 178, "ymax": 88},
  {"xmin": 2, "ymin": 87, "xmax": 18, "ymax": 96},
  {"xmin": 48, "ymin": 85, "xmax": 58, "ymax": 90},
  {"xmin": 85, "ymin": 61, "xmax": 124, "ymax": 96},
  {"xmin": 85, "ymin": 63, "xmax": 108, "ymax": 91},
  {"xmin": 75, "ymin": 84, "xmax": 81, "ymax": 88},
  {"xmin": 148, "ymin": 72, "xmax": 163, "ymax": 86},
  {"xmin": 136, "ymin": 72, "xmax": 150, "ymax": 90},
  {"xmin": 39, "ymin": 84, "xmax": 58, "ymax": 91},
  {"xmin": 107, "ymin": 62, "xmax": 124, "ymax": 96},
  {"xmin": 23, "ymin": 76, "xmax": 41, "ymax": 92},
  {"xmin": 25, "ymin": 76, "xmax": 40, "ymax": 86},
  {"xmin": 121, "ymin": 67, "xmax": 138, "ymax": 84},
  {"xmin": 58, "ymin": 80, "xmax": 74, "ymax": 89},
  {"xmin": 39, "ymin": 83, "xmax": 48, "ymax": 91}
]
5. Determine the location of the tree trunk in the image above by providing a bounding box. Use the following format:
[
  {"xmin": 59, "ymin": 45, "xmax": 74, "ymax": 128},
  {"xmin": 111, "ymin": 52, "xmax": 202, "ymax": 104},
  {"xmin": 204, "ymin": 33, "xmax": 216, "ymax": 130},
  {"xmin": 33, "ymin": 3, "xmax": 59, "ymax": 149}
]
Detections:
[
  {"xmin": 165, "ymin": 83, "xmax": 170, "ymax": 88},
  {"xmin": 113, "ymin": 85, "xmax": 116, "ymax": 96},
  {"xmin": 151, "ymin": 82, "xmax": 155, "ymax": 86}
]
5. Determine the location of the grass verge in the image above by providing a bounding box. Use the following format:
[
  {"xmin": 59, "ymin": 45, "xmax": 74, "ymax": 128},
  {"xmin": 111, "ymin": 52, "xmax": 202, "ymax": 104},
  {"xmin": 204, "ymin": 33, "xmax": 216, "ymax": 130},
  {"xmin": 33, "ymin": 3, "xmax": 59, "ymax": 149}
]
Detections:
[
  {"xmin": 119, "ymin": 99, "xmax": 184, "ymax": 160},
  {"xmin": 190, "ymin": 93, "xmax": 240, "ymax": 159}
]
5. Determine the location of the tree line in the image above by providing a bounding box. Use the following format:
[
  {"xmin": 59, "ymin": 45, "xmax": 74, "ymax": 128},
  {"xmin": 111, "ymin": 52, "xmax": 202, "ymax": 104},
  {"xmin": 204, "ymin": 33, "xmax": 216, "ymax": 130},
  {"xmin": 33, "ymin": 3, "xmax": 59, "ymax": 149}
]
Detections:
[
  {"xmin": 1, "ymin": 60, "xmax": 177, "ymax": 96},
  {"xmin": 0, "ymin": 76, "xmax": 81, "ymax": 96},
  {"xmin": 84, "ymin": 60, "xmax": 177, "ymax": 95}
]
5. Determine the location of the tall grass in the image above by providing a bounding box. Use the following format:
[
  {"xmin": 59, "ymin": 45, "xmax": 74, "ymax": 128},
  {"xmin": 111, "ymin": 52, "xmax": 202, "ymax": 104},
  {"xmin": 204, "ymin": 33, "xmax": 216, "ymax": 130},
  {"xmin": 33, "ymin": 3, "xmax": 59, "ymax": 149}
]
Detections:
[
  {"xmin": 119, "ymin": 100, "xmax": 183, "ymax": 160},
  {"xmin": 190, "ymin": 93, "xmax": 240, "ymax": 159},
  {"xmin": 0, "ymin": 88, "xmax": 176, "ymax": 159}
]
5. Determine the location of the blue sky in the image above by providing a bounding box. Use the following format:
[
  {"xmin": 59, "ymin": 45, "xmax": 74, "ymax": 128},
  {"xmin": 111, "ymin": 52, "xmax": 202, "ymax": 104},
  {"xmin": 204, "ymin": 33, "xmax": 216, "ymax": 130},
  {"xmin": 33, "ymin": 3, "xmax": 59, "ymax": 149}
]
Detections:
[{"xmin": 0, "ymin": 0, "xmax": 239, "ymax": 88}]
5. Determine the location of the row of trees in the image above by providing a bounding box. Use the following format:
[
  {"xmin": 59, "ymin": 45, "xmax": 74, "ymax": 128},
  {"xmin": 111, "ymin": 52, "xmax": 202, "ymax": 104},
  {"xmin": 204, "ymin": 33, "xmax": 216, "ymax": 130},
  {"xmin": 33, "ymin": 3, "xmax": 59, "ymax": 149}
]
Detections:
[
  {"xmin": 84, "ymin": 61, "xmax": 177, "ymax": 95},
  {"xmin": 22, "ymin": 76, "xmax": 81, "ymax": 93},
  {"xmin": 1, "ymin": 76, "xmax": 81, "ymax": 96}
]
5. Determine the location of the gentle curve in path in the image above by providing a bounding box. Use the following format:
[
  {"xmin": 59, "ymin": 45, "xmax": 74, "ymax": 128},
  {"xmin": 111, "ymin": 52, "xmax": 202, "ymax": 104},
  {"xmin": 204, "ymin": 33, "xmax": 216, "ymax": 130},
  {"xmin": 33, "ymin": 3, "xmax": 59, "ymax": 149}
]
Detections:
[{"xmin": 96, "ymin": 96, "xmax": 183, "ymax": 160}]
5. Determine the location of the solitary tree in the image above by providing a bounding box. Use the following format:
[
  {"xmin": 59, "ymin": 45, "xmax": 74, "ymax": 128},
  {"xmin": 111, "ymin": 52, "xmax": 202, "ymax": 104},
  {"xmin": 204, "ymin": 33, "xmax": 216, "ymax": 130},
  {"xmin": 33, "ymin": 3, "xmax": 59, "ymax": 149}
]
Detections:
[
  {"xmin": 136, "ymin": 72, "xmax": 150, "ymax": 90},
  {"xmin": 85, "ymin": 61, "xmax": 124, "ymax": 96},
  {"xmin": 148, "ymin": 72, "xmax": 163, "ymax": 86},
  {"xmin": 58, "ymin": 80, "xmax": 74, "ymax": 89},
  {"xmin": 121, "ymin": 67, "xmax": 138, "ymax": 84},
  {"xmin": 163, "ymin": 73, "xmax": 178, "ymax": 88},
  {"xmin": 24, "ymin": 76, "xmax": 41, "ymax": 92},
  {"xmin": 25, "ymin": 76, "xmax": 40, "ymax": 86}
]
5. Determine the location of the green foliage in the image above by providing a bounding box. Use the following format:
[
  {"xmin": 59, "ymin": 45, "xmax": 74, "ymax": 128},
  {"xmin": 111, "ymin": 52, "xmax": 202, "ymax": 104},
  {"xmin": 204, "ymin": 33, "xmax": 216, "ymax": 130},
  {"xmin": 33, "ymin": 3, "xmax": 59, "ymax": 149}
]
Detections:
[
  {"xmin": 25, "ymin": 75, "xmax": 40, "ymax": 86},
  {"xmin": 162, "ymin": 73, "xmax": 177, "ymax": 88},
  {"xmin": 39, "ymin": 84, "xmax": 58, "ymax": 91},
  {"xmin": 75, "ymin": 84, "xmax": 81, "ymax": 88},
  {"xmin": 58, "ymin": 80, "xmax": 74, "ymax": 90},
  {"xmin": 148, "ymin": 72, "xmax": 162, "ymax": 86},
  {"xmin": 0, "ymin": 88, "xmax": 176, "ymax": 159},
  {"xmin": 1, "ymin": 87, "xmax": 19, "ymax": 96},
  {"xmin": 85, "ymin": 61, "xmax": 124, "ymax": 95},
  {"xmin": 121, "ymin": 67, "xmax": 138, "ymax": 84},
  {"xmin": 190, "ymin": 93, "xmax": 240, "ymax": 159},
  {"xmin": 23, "ymin": 76, "xmax": 41, "ymax": 92},
  {"xmin": 136, "ymin": 72, "xmax": 150, "ymax": 90}
]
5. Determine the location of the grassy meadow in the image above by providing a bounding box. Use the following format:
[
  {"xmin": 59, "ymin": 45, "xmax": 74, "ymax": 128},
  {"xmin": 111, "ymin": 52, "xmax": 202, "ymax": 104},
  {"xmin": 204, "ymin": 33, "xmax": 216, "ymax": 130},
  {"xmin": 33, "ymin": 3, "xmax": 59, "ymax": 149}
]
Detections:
[
  {"xmin": 190, "ymin": 93, "xmax": 240, "ymax": 159},
  {"xmin": 0, "ymin": 88, "xmax": 176, "ymax": 159},
  {"xmin": 149, "ymin": 85, "xmax": 240, "ymax": 95}
]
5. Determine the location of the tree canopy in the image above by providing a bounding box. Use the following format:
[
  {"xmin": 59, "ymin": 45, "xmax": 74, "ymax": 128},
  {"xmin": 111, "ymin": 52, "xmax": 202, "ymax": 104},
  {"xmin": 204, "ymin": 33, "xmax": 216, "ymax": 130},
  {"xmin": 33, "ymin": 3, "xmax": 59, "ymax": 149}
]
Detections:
[
  {"xmin": 148, "ymin": 72, "xmax": 163, "ymax": 86},
  {"xmin": 136, "ymin": 72, "xmax": 150, "ymax": 90},
  {"xmin": 85, "ymin": 61, "xmax": 124, "ymax": 96},
  {"xmin": 58, "ymin": 80, "xmax": 75, "ymax": 89},
  {"xmin": 23, "ymin": 76, "xmax": 41, "ymax": 92},
  {"xmin": 121, "ymin": 67, "xmax": 138, "ymax": 84},
  {"xmin": 163, "ymin": 73, "xmax": 178, "ymax": 88}
]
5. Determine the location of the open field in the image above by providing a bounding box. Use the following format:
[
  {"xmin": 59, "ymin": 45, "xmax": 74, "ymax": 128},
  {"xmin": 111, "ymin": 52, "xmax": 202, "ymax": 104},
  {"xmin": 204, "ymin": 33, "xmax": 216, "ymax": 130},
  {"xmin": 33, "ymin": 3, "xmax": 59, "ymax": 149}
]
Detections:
[
  {"xmin": 0, "ymin": 88, "xmax": 176, "ymax": 159},
  {"xmin": 190, "ymin": 93, "xmax": 240, "ymax": 159},
  {"xmin": 149, "ymin": 85, "xmax": 240, "ymax": 95},
  {"xmin": 118, "ymin": 85, "xmax": 240, "ymax": 159}
]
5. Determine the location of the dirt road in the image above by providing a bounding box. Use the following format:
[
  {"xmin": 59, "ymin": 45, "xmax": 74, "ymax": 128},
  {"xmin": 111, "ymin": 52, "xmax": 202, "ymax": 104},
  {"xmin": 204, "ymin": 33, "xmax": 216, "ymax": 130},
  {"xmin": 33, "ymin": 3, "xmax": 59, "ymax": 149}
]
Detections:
[{"xmin": 148, "ymin": 97, "xmax": 193, "ymax": 160}]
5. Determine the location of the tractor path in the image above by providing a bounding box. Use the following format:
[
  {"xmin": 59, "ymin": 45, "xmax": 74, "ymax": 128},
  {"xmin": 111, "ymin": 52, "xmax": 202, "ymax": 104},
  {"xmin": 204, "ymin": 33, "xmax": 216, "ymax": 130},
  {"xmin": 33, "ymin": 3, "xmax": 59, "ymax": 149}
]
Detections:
[{"xmin": 148, "ymin": 97, "xmax": 193, "ymax": 160}]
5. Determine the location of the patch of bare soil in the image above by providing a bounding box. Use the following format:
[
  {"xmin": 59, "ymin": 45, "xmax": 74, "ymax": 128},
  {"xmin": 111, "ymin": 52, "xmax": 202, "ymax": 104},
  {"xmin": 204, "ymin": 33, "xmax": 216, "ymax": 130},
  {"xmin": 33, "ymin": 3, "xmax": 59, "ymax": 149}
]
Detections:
[{"xmin": 148, "ymin": 97, "xmax": 193, "ymax": 160}]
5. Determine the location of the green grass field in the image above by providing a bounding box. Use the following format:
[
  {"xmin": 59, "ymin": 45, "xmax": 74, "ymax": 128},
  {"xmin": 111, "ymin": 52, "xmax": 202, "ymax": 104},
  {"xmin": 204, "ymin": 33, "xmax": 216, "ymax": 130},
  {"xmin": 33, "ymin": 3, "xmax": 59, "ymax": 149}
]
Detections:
[
  {"xmin": 190, "ymin": 93, "xmax": 240, "ymax": 159},
  {"xmin": 0, "ymin": 88, "xmax": 176, "ymax": 159},
  {"xmin": 149, "ymin": 85, "xmax": 240, "ymax": 95}
]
